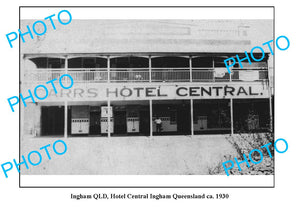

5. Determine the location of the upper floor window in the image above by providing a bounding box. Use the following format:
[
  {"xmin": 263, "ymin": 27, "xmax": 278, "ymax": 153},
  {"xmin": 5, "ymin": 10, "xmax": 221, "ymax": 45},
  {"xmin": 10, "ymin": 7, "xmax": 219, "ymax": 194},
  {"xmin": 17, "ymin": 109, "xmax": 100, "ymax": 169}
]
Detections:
[
  {"xmin": 68, "ymin": 57, "xmax": 107, "ymax": 68},
  {"xmin": 192, "ymin": 56, "xmax": 213, "ymax": 68},
  {"xmin": 152, "ymin": 56, "xmax": 189, "ymax": 68},
  {"xmin": 29, "ymin": 57, "xmax": 65, "ymax": 69},
  {"xmin": 110, "ymin": 56, "xmax": 148, "ymax": 68}
]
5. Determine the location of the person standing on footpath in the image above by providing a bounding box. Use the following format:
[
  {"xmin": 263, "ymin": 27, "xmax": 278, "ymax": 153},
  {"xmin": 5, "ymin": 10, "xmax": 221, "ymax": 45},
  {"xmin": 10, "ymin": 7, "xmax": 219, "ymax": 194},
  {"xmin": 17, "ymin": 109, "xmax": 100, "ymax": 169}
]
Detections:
[{"xmin": 154, "ymin": 117, "xmax": 162, "ymax": 133}]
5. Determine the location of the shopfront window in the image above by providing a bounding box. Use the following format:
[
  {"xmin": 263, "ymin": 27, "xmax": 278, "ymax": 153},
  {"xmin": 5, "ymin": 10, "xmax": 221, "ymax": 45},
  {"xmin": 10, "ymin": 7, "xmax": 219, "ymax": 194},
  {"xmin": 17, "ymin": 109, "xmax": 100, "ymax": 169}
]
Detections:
[
  {"xmin": 152, "ymin": 100, "xmax": 191, "ymax": 135},
  {"xmin": 233, "ymin": 99, "xmax": 270, "ymax": 133},
  {"xmin": 110, "ymin": 100, "xmax": 150, "ymax": 136},
  {"xmin": 193, "ymin": 99, "xmax": 231, "ymax": 134}
]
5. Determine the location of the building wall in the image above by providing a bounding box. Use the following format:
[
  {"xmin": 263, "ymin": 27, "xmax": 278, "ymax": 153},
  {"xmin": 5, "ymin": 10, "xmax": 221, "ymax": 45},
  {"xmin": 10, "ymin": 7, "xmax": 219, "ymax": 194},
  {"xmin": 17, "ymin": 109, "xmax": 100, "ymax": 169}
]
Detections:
[
  {"xmin": 21, "ymin": 20, "xmax": 273, "ymax": 54},
  {"xmin": 23, "ymin": 103, "xmax": 41, "ymax": 136}
]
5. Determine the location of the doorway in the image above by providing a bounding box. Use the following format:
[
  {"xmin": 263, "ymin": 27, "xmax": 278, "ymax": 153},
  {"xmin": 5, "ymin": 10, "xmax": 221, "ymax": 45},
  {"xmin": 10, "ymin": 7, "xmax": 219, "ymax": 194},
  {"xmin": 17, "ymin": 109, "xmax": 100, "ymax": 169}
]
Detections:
[
  {"xmin": 140, "ymin": 110, "xmax": 150, "ymax": 136},
  {"xmin": 114, "ymin": 110, "xmax": 127, "ymax": 135},
  {"xmin": 90, "ymin": 111, "xmax": 101, "ymax": 135},
  {"xmin": 41, "ymin": 106, "xmax": 64, "ymax": 136},
  {"xmin": 152, "ymin": 100, "xmax": 191, "ymax": 135},
  {"xmin": 177, "ymin": 102, "xmax": 191, "ymax": 135}
]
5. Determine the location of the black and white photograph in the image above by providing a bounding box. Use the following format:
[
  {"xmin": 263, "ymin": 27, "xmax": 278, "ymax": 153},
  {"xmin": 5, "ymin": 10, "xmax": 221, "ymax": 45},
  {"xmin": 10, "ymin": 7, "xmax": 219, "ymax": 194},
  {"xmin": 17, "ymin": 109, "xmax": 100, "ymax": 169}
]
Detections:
[{"xmin": 20, "ymin": 7, "xmax": 274, "ymax": 185}]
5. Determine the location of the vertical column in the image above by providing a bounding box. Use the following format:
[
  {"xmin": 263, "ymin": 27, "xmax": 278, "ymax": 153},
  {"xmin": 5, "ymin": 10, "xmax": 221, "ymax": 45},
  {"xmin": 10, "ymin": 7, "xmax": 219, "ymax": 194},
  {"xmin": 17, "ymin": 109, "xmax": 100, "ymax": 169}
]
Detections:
[
  {"xmin": 190, "ymin": 99, "xmax": 194, "ymax": 136},
  {"xmin": 107, "ymin": 56, "xmax": 110, "ymax": 83},
  {"xmin": 65, "ymin": 55, "xmax": 68, "ymax": 74},
  {"xmin": 212, "ymin": 58, "xmax": 215, "ymax": 82},
  {"xmin": 189, "ymin": 56, "xmax": 193, "ymax": 82},
  {"xmin": 229, "ymin": 59, "xmax": 232, "ymax": 82},
  {"xmin": 64, "ymin": 55, "xmax": 68, "ymax": 84},
  {"xmin": 64, "ymin": 101, "xmax": 68, "ymax": 138},
  {"xmin": 107, "ymin": 55, "xmax": 111, "ymax": 138},
  {"xmin": 149, "ymin": 56, "xmax": 152, "ymax": 83},
  {"xmin": 108, "ymin": 100, "xmax": 111, "ymax": 138},
  {"xmin": 106, "ymin": 55, "xmax": 111, "ymax": 138},
  {"xmin": 150, "ymin": 99, "xmax": 153, "ymax": 138},
  {"xmin": 64, "ymin": 56, "xmax": 68, "ymax": 138},
  {"xmin": 189, "ymin": 56, "xmax": 194, "ymax": 135},
  {"xmin": 230, "ymin": 98, "xmax": 234, "ymax": 135}
]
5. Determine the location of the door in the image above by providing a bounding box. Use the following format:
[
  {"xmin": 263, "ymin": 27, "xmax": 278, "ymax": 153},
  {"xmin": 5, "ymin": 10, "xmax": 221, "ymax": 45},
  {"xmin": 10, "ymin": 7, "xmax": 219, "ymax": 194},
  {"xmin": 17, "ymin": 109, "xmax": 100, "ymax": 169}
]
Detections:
[
  {"xmin": 140, "ymin": 110, "xmax": 150, "ymax": 136},
  {"xmin": 177, "ymin": 103, "xmax": 191, "ymax": 135},
  {"xmin": 114, "ymin": 110, "xmax": 127, "ymax": 134},
  {"xmin": 90, "ymin": 111, "xmax": 101, "ymax": 135},
  {"xmin": 41, "ymin": 106, "xmax": 64, "ymax": 136}
]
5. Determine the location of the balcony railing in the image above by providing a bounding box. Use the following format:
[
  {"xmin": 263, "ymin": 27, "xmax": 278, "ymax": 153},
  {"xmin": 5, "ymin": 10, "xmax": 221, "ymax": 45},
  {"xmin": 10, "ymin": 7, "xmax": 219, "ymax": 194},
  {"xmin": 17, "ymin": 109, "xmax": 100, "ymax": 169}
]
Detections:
[
  {"xmin": 68, "ymin": 68, "xmax": 108, "ymax": 83},
  {"xmin": 110, "ymin": 68, "xmax": 149, "ymax": 82},
  {"xmin": 24, "ymin": 67, "xmax": 269, "ymax": 83}
]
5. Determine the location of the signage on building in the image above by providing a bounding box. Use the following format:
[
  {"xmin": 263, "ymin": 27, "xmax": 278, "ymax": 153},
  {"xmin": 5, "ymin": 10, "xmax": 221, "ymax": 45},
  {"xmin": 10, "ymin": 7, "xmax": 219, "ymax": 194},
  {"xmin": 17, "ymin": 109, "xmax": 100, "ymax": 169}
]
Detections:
[
  {"xmin": 35, "ymin": 82, "xmax": 270, "ymax": 102},
  {"xmin": 101, "ymin": 106, "xmax": 113, "ymax": 117}
]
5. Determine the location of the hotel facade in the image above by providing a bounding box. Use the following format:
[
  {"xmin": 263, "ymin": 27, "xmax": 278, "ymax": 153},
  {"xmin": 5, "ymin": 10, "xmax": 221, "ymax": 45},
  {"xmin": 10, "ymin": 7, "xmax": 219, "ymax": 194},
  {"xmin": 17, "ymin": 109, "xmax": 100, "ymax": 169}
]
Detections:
[{"xmin": 21, "ymin": 19, "xmax": 274, "ymax": 139}]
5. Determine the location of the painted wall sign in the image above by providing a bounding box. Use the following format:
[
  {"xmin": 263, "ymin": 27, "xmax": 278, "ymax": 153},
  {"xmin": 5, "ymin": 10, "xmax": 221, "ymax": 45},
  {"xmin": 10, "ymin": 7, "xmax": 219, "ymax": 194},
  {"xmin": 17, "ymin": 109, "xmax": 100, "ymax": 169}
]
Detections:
[
  {"xmin": 101, "ymin": 106, "xmax": 113, "ymax": 117},
  {"xmin": 30, "ymin": 82, "xmax": 270, "ymax": 102}
]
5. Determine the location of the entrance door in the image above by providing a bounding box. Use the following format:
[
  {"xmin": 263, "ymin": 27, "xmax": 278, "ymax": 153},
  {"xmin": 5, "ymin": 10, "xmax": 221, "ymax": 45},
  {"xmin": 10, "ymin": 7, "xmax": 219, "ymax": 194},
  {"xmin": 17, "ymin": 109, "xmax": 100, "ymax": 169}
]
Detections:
[
  {"xmin": 41, "ymin": 106, "xmax": 64, "ymax": 136},
  {"xmin": 177, "ymin": 103, "xmax": 191, "ymax": 135},
  {"xmin": 90, "ymin": 111, "xmax": 101, "ymax": 135},
  {"xmin": 114, "ymin": 110, "xmax": 127, "ymax": 135},
  {"xmin": 140, "ymin": 110, "xmax": 150, "ymax": 136}
]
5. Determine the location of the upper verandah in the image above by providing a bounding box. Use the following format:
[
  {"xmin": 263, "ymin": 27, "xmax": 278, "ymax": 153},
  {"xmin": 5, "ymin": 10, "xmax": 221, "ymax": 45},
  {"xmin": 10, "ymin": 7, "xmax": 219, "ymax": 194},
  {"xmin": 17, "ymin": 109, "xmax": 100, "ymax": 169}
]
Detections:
[{"xmin": 22, "ymin": 54, "xmax": 270, "ymax": 83}]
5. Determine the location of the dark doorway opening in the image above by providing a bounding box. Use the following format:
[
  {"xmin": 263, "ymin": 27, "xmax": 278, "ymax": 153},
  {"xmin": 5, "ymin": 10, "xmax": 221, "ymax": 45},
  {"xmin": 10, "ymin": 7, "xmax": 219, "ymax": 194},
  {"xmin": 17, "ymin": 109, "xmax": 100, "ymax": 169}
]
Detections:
[
  {"xmin": 114, "ymin": 110, "xmax": 127, "ymax": 135},
  {"xmin": 140, "ymin": 110, "xmax": 150, "ymax": 136},
  {"xmin": 67, "ymin": 108, "xmax": 71, "ymax": 135},
  {"xmin": 177, "ymin": 102, "xmax": 191, "ymax": 135},
  {"xmin": 41, "ymin": 106, "xmax": 64, "ymax": 136},
  {"xmin": 90, "ymin": 111, "xmax": 101, "ymax": 135}
]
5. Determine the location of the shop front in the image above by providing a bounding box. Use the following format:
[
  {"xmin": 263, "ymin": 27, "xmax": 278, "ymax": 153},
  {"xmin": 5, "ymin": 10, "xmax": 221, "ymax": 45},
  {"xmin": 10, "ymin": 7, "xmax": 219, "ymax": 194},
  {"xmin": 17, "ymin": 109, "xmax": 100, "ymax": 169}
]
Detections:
[
  {"xmin": 193, "ymin": 99, "xmax": 231, "ymax": 134},
  {"xmin": 22, "ymin": 80, "xmax": 272, "ymax": 138},
  {"xmin": 152, "ymin": 100, "xmax": 191, "ymax": 135}
]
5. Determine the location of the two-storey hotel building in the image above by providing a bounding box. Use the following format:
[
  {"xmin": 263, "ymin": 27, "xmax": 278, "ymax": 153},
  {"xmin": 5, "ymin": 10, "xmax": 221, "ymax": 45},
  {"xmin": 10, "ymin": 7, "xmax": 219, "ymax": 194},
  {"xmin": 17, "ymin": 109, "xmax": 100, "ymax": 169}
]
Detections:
[{"xmin": 21, "ymin": 19, "xmax": 273, "ymax": 139}]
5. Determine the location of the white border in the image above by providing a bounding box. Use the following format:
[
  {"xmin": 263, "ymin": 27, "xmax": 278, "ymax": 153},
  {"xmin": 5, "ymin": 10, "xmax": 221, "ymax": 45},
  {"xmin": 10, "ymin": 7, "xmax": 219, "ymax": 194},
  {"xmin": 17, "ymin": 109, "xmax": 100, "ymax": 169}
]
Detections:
[{"xmin": 21, "ymin": 175, "xmax": 274, "ymax": 187}]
